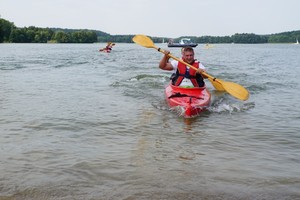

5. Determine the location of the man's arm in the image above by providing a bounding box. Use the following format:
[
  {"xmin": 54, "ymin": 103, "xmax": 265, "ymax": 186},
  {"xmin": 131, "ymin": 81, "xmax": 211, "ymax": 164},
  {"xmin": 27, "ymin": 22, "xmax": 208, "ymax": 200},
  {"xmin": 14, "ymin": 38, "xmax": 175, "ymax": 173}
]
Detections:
[{"xmin": 159, "ymin": 51, "xmax": 174, "ymax": 71}]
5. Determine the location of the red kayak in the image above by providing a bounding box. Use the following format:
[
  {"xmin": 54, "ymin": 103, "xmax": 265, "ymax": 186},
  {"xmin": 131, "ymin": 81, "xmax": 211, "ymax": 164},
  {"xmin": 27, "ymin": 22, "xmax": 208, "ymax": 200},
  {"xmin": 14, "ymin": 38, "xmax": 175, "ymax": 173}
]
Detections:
[
  {"xmin": 165, "ymin": 83, "xmax": 211, "ymax": 118},
  {"xmin": 99, "ymin": 49, "xmax": 111, "ymax": 53}
]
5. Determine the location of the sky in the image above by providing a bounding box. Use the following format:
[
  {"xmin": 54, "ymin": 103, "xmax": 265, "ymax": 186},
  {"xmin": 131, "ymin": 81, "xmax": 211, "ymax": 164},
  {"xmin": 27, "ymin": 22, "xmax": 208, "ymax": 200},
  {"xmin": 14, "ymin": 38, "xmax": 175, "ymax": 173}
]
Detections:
[{"xmin": 1, "ymin": 0, "xmax": 300, "ymax": 38}]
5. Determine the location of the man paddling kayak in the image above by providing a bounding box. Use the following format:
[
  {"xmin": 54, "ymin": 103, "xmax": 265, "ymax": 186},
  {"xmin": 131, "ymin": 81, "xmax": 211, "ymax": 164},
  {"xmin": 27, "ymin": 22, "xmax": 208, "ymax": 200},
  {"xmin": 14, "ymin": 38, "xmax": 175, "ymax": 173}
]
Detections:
[
  {"xmin": 159, "ymin": 47, "xmax": 207, "ymax": 87},
  {"xmin": 160, "ymin": 47, "xmax": 211, "ymax": 117}
]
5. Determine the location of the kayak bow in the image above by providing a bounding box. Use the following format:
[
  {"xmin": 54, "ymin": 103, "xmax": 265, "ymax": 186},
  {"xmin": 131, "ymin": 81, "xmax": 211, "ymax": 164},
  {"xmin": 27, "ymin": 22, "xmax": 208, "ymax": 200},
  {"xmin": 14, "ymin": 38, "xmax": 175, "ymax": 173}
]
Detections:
[{"xmin": 165, "ymin": 83, "xmax": 211, "ymax": 118}]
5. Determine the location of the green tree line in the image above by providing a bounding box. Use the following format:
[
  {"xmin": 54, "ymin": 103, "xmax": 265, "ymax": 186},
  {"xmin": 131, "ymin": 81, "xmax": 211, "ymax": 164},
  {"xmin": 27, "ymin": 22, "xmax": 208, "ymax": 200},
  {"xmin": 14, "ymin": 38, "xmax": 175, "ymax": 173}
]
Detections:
[
  {"xmin": 164, "ymin": 32, "xmax": 299, "ymax": 44},
  {"xmin": 1, "ymin": 18, "xmax": 98, "ymax": 43},
  {"xmin": 1, "ymin": 17, "xmax": 299, "ymax": 44}
]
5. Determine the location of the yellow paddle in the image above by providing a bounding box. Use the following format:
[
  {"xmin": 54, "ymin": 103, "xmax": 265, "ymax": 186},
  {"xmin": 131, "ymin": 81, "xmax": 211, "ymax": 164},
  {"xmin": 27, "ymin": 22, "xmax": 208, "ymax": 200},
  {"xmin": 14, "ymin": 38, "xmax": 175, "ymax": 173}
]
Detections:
[{"xmin": 132, "ymin": 34, "xmax": 249, "ymax": 101}]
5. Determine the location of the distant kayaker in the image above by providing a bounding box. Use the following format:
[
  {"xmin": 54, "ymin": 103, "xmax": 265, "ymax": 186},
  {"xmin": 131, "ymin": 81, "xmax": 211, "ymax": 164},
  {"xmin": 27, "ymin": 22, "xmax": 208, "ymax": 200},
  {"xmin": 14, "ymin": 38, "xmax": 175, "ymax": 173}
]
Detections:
[
  {"xmin": 159, "ymin": 47, "xmax": 207, "ymax": 87},
  {"xmin": 99, "ymin": 42, "xmax": 115, "ymax": 52}
]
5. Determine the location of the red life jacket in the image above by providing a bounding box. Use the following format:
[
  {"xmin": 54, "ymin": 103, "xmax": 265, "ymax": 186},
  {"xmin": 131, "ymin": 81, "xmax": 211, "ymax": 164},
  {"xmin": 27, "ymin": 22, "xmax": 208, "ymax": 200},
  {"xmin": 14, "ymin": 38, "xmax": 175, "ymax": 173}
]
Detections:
[{"xmin": 172, "ymin": 60, "xmax": 205, "ymax": 87}]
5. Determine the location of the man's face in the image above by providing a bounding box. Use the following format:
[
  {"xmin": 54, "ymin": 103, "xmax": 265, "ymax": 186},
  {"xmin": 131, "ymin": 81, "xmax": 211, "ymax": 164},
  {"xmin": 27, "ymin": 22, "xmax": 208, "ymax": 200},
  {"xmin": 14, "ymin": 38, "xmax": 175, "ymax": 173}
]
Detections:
[{"xmin": 182, "ymin": 51, "xmax": 194, "ymax": 64}]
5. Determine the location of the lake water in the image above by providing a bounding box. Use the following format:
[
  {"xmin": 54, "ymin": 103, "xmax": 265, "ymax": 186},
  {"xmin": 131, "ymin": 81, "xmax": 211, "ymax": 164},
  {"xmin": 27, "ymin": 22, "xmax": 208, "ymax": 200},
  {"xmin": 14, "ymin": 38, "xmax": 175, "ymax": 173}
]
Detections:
[{"xmin": 0, "ymin": 43, "xmax": 299, "ymax": 200}]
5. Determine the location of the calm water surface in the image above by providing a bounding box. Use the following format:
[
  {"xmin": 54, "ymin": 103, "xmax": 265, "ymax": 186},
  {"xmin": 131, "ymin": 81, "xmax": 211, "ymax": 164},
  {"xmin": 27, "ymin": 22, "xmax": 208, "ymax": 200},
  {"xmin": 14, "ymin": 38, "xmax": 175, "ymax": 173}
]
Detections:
[{"xmin": 0, "ymin": 43, "xmax": 300, "ymax": 199}]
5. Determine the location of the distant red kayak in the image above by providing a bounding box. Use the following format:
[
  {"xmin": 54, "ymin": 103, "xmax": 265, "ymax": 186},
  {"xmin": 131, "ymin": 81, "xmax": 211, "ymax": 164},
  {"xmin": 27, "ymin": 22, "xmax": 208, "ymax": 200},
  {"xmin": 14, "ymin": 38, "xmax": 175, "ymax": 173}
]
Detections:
[
  {"xmin": 99, "ymin": 49, "xmax": 111, "ymax": 53},
  {"xmin": 165, "ymin": 83, "xmax": 211, "ymax": 118}
]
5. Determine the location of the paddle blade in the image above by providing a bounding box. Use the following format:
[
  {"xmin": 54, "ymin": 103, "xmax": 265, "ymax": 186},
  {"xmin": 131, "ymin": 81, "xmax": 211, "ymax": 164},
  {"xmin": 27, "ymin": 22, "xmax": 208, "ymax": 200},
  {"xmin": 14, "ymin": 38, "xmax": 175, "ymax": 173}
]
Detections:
[
  {"xmin": 132, "ymin": 34, "xmax": 155, "ymax": 48},
  {"xmin": 208, "ymin": 77, "xmax": 225, "ymax": 91},
  {"xmin": 221, "ymin": 81, "xmax": 249, "ymax": 101}
]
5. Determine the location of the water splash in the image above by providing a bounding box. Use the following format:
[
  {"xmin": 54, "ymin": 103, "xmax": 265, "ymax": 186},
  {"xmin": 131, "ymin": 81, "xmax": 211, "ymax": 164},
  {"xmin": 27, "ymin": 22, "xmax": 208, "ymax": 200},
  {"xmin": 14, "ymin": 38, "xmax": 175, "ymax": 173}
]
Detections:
[{"xmin": 209, "ymin": 97, "xmax": 255, "ymax": 114}]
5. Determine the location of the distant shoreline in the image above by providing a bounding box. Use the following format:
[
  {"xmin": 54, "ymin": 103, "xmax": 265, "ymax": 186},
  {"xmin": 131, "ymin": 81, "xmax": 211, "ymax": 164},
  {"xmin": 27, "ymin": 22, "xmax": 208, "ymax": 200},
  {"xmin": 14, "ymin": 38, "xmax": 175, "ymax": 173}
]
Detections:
[{"xmin": 1, "ymin": 17, "xmax": 299, "ymax": 44}]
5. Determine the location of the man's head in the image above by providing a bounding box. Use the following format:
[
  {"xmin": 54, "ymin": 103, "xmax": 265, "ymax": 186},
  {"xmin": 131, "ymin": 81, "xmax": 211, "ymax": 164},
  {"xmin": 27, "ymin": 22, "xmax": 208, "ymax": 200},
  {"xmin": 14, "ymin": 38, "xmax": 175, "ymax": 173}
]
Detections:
[{"xmin": 182, "ymin": 47, "xmax": 195, "ymax": 64}]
